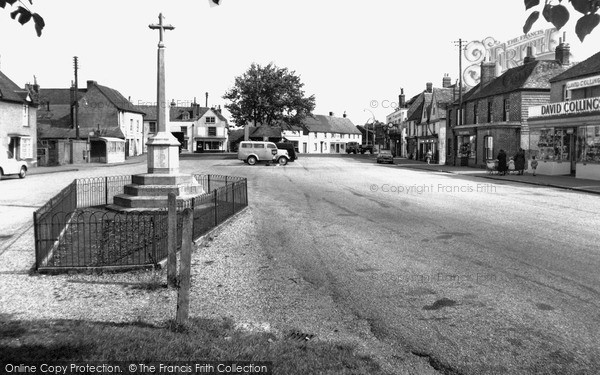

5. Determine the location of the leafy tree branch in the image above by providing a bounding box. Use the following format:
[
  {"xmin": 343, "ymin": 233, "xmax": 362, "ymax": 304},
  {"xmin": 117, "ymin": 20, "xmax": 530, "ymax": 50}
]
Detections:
[
  {"xmin": 523, "ymin": 0, "xmax": 600, "ymax": 41},
  {"xmin": 0, "ymin": 0, "xmax": 45, "ymax": 36}
]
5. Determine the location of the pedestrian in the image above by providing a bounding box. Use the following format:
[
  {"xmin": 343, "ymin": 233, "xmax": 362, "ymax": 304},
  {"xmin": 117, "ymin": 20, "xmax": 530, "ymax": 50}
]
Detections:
[
  {"xmin": 497, "ymin": 149, "xmax": 508, "ymax": 176},
  {"xmin": 508, "ymin": 157, "xmax": 515, "ymax": 174},
  {"xmin": 425, "ymin": 150, "xmax": 432, "ymax": 165},
  {"xmin": 514, "ymin": 147, "xmax": 526, "ymax": 175},
  {"xmin": 531, "ymin": 155, "xmax": 538, "ymax": 176}
]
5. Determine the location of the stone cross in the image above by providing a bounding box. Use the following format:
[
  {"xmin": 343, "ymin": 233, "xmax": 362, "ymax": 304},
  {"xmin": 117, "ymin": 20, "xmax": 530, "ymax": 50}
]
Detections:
[{"xmin": 149, "ymin": 13, "xmax": 175, "ymax": 47}]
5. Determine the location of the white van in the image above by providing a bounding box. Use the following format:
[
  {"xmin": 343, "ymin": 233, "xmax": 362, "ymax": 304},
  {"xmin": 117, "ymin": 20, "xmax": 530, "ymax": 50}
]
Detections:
[
  {"xmin": 0, "ymin": 148, "xmax": 28, "ymax": 180},
  {"xmin": 238, "ymin": 141, "xmax": 289, "ymax": 165}
]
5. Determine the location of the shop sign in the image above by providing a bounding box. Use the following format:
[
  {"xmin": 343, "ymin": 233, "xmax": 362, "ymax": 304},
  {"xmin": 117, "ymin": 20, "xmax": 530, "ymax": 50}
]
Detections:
[
  {"xmin": 529, "ymin": 96, "xmax": 600, "ymax": 117},
  {"xmin": 566, "ymin": 74, "xmax": 600, "ymax": 91},
  {"xmin": 456, "ymin": 129, "xmax": 475, "ymax": 135}
]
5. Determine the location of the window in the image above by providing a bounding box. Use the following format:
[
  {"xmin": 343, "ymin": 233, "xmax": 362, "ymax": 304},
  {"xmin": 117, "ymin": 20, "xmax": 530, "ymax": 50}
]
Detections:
[
  {"xmin": 22, "ymin": 105, "xmax": 29, "ymax": 127},
  {"xmin": 20, "ymin": 137, "xmax": 32, "ymax": 159},
  {"xmin": 314, "ymin": 143, "xmax": 317, "ymax": 151},
  {"xmin": 183, "ymin": 112, "xmax": 190, "ymax": 120},
  {"xmin": 473, "ymin": 102, "xmax": 479, "ymax": 124},
  {"xmin": 205, "ymin": 116, "xmax": 215, "ymax": 124},
  {"xmin": 149, "ymin": 122, "xmax": 157, "ymax": 134},
  {"xmin": 484, "ymin": 136, "xmax": 494, "ymax": 160},
  {"xmin": 324, "ymin": 133, "xmax": 327, "ymax": 138},
  {"xmin": 447, "ymin": 138, "xmax": 452, "ymax": 156},
  {"xmin": 241, "ymin": 143, "xmax": 251, "ymax": 148},
  {"xmin": 130, "ymin": 119, "xmax": 133, "ymax": 132},
  {"xmin": 503, "ymin": 99, "xmax": 510, "ymax": 121},
  {"xmin": 208, "ymin": 127, "xmax": 217, "ymax": 136},
  {"xmin": 137, "ymin": 120, "xmax": 140, "ymax": 132},
  {"xmin": 579, "ymin": 125, "xmax": 600, "ymax": 163},
  {"xmin": 563, "ymin": 85, "xmax": 571, "ymax": 101},
  {"xmin": 254, "ymin": 144, "xmax": 265, "ymax": 149},
  {"xmin": 181, "ymin": 126, "xmax": 187, "ymax": 133},
  {"xmin": 487, "ymin": 101, "xmax": 493, "ymax": 122}
]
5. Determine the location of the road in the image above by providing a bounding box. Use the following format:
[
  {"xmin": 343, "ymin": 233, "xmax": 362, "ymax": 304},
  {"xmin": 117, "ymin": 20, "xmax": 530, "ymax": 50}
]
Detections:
[{"xmin": 1, "ymin": 155, "xmax": 599, "ymax": 374}]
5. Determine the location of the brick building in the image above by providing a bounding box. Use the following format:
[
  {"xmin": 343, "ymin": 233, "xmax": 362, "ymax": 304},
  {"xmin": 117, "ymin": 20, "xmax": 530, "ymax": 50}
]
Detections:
[{"xmin": 448, "ymin": 45, "xmax": 570, "ymax": 167}]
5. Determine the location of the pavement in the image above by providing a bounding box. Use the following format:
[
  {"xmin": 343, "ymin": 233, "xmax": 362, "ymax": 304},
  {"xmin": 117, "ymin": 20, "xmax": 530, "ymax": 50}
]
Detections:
[
  {"xmin": 392, "ymin": 157, "xmax": 600, "ymax": 195},
  {"xmin": 28, "ymin": 154, "xmax": 147, "ymax": 175}
]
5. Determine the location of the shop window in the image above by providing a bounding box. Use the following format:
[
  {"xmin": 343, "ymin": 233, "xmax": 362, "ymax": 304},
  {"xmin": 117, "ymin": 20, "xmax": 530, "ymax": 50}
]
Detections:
[
  {"xmin": 579, "ymin": 125, "xmax": 600, "ymax": 163},
  {"xmin": 20, "ymin": 137, "xmax": 32, "ymax": 159},
  {"xmin": 538, "ymin": 128, "xmax": 570, "ymax": 161},
  {"xmin": 484, "ymin": 136, "xmax": 493, "ymax": 160},
  {"xmin": 458, "ymin": 135, "xmax": 475, "ymax": 158}
]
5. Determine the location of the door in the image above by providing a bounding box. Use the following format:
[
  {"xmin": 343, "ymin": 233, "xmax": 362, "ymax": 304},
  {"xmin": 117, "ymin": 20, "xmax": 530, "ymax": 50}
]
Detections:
[
  {"xmin": 569, "ymin": 130, "xmax": 576, "ymax": 174},
  {"xmin": 303, "ymin": 143, "xmax": 307, "ymax": 153}
]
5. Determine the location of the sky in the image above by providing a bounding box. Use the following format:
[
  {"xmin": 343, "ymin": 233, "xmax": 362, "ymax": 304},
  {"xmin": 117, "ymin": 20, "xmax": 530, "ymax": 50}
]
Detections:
[{"xmin": 1, "ymin": 0, "xmax": 600, "ymax": 126}]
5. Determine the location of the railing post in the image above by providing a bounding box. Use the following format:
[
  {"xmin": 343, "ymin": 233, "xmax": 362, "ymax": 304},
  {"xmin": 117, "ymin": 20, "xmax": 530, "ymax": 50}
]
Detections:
[
  {"xmin": 214, "ymin": 189, "xmax": 218, "ymax": 226},
  {"xmin": 105, "ymin": 176, "xmax": 109, "ymax": 205},
  {"xmin": 167, "ymin": 193, "xmax": 177, "ymax": 288},
  {"xmin": 207, "ymin": 175, "xmax": 211, "ymax": 192},
  {"xmin": 33, "ymin": 212, "xmax": 39, "ymax": 271},
  {"xmin": 232, "ymin": 182, "xmax": 235, "ymax": 213}
]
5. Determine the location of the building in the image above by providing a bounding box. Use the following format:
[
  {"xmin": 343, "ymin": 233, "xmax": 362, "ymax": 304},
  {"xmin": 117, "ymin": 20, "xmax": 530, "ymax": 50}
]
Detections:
[
  {"xmin": 37, "ymin": 80, "xmax": 145, "ymax": 162},
  {"xmin": 386, "ymin": 89, "xmax": 409, "ymax": 157},
  {"xmin": 137, "ymin": 102, "xmax": 229, "ymax": 153},
  {"xmin": 0, "ymin": 70, "xmax": 37, "ymax": 167},
  {"xmin": 288, "ymin": 113, "xmax": 362, "ymax": 154},
  {"xmin": 405, "ymin": 79, "xmax": 455, "ymax": 164},
  {"xmin": 448, "ymin": 45, "xmax": 570, "ymax": 168},
  {"xmin": 527, "ymin": 49, "xmax": 600, "ymax": 179}
]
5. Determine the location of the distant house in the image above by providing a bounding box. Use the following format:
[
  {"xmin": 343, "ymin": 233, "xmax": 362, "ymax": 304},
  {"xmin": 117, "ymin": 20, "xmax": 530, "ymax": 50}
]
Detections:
[
  {"xmin": 0, "ymin": 70, "xmax": 38, "ymax": 167},
  {"xmin": 137, "ymin": 102, "xmax": 229, "ymax": 153},
  {"xmin": 37, "ymin": 80, "xmax": 145, "ymax": 163},
  {"xmin": 292, "ymin": 113, "xmax": 362, "ymax": 154}
]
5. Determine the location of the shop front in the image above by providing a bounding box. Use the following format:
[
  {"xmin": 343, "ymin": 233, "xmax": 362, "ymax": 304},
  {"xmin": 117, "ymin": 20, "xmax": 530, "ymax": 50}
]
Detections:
[
  {"xmin": 194, "ymin": 137, "xmax": 226, "ymax": 153},
  {"xmin": 528, "ymin": 97, "xmax": 600, "ymax": 180},
  {"xmin": 453, "ymin": 127, "xmax": 477, "ymax": 167},
  {"xmin": 418, "ymin": 137, "xmax": 438, "ymax": 163}
]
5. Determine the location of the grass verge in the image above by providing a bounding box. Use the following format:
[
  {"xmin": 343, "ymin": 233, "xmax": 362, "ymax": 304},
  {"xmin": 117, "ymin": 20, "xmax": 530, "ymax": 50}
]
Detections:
[{"xmin": 0, "ymin": 315, "xmax": 384, "ymax": 375}]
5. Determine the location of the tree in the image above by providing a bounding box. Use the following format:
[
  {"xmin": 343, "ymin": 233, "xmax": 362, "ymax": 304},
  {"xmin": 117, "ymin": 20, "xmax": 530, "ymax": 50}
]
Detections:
[
  {"xmin": 1, "ymin": 0, "xmax": 45, "ymax": 36},
  {"xmin": 223, "ymin": 63, "xmax": 316, "ymax": 127},
  {"xmin": 523, "ymin": 0, "xmax": 600, "ymax": 42}
]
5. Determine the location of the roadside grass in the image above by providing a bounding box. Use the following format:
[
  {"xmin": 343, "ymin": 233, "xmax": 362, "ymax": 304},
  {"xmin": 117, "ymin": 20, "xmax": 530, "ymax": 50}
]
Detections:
[{"xmin": 0, "ymin": 316, "xmax": 384, "ymax": 374}]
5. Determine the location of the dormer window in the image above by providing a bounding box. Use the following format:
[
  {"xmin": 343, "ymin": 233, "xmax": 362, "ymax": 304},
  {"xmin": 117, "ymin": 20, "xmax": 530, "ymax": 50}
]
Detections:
[{"xmin": 183, "ymin": 112, "xmax": 190, "ymax": 120}]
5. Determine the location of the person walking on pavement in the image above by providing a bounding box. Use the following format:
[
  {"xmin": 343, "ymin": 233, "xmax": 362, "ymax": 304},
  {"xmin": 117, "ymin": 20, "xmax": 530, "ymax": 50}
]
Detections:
[
  {"xmin": 497, "ymin": 149, "xmax": 508, "ymax": 176},
  {"xmin": 425, "ymin": 150, "xmax": 433, "ymax": 165},
  {"xmin": 531, "ymin": 156, "xmax": 538, "ymax": 176},
  {"xmin": 514, "ymin": 147, "xmax": 526, "ymax": 175}
]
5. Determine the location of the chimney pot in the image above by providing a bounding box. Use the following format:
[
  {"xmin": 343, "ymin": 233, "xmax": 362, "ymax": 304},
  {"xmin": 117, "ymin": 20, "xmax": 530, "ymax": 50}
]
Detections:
[
  {"xmin": 555, "ymin": 35, "xmax": 570, "ymax": 65},
  {"xmin": 343, "ymin": 111, "xmax": 347, "ymax": 118},
  {"xmin": 523, "ymin": 46, "xmax": 536, "ymax": 64},
  {"xmin": 329, "ymin": 111, "xmax": 334, "ymax": 116},
  {"xmin": 86, "ymin": 80, "xmax": 96, "ymax": 89}
]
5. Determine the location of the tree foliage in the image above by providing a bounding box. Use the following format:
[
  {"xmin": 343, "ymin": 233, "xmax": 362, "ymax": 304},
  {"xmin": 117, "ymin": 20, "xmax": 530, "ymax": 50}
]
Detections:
[
  {"xmin": 223, "ymin": 63, "xmax": 316, "ymax": 127},
  {"xmin": 0, "ymin": 0, "xmax": 45, "ymax": 36},
  {"xmin": 523, "ymin": 0, "xmax": 600, "ymax": 41}
]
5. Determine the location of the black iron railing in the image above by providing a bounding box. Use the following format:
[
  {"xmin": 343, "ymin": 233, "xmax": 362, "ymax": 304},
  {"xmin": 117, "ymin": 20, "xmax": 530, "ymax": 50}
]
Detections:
[{"xmin": 34, "ymin": 174, "xmax": 248, "ymax": 272}]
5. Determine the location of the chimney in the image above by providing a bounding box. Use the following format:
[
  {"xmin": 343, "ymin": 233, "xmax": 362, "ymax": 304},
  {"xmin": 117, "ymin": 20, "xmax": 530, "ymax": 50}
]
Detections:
[
  {"xmin": 192, "ymin": 103, "xmax": 199, "ymax": 118},
  {"xmin": 442, "ymin": 73, "xmax": 452, "ymax": 88},
  {"xmin": 343, "ymin": 111, "xmax": 347, "ymax": 118},
  {"xmin": 217, "ymin": 104, "xmax": 222, "ymax": 114},
  {"xmin": 86, "ymin": 80, "xmax": 97, "ymax": 89},
  {"xmin": 523, "ymin": 46, "xmax": 536, "ymax": 64},
  {"xmin": 426, "ymin": 82, "xmax": 433, "ymax": 93},
  {"xmin": 170, "ymin": 99, "xmax": 176, "ymax": 107},
  {"xmin": 205, "ymin": 92, "xmax": 209, "ymax": 107},
  {"xmin": 480, "ymin": 59, "xmax": 497, "ymax": 87},
  {"xmin": 555, "ymin": 32, "xmax": 570, "ymax": 66},
  {"xmin": 329, "ymin": 111, "xmax": 334, "ymax": 116},
  {"xmin": 399, "ymin": 88, "xmax": 405, "ymax": 108}
]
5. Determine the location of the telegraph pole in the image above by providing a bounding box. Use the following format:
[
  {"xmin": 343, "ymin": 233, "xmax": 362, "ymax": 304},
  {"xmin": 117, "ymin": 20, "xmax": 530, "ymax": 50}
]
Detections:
[{"xmin": 73, "ymin": 56, "xmax": 80, "ymax": 139}]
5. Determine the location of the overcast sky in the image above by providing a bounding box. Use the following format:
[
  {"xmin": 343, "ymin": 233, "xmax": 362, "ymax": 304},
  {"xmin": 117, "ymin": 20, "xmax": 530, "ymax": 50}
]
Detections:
[{"xmin": 1, "ymin": 0, "xmax": 600, "ymax": 125}]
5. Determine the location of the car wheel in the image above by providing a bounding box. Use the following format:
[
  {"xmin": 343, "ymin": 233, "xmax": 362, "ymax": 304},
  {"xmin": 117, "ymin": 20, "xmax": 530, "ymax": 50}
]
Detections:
[
  {"xmin": 18, "ymin": 167, "xmax": 26, "ymax": 178},
  {"xmin": 278, "ymin": 156, "xmax": 288, "ymax": 166},
  {"xmin": 247, "ymin": 156, "xmax": 257, "ymax": 165}
]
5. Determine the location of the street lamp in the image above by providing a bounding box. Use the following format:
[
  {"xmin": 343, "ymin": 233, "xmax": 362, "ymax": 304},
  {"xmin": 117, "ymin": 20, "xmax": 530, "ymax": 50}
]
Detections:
[{"xmin": 363, "ymin": 109, "xmax": 376, "ymax": 148}]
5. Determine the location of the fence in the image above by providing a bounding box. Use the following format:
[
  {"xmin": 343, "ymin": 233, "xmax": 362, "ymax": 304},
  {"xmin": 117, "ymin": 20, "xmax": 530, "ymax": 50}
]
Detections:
[{"xmin": 34, "ymin": 174, "xmax": 248, "ymax": 272}]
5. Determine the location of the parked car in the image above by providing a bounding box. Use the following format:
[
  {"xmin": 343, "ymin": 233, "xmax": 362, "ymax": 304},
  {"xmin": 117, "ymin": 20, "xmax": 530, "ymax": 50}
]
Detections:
[
  {"xmin": 376, "ymin": 150, "xmax": 394, "ymax": 164},
  {"xmin": 0, "ymin": 149, "xmax": 27, "ymax": 180},
  {"xmin": 238, "ymin": 141, "xmax": 290, "ymax": 166},
  {"xmin": 276, "ymin": 143, "xmax": 297, "ymax": 161}
]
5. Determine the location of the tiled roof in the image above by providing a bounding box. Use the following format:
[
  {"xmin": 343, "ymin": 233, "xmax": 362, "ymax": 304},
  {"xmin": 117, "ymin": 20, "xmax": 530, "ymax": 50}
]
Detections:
[
  {"xmin": 550, "ymin": 50, "xmax": 600, "ymax": 82},
  {"xmin": 38, "ymin": 123, "xmax": 125, "ymax": 139},
  {"xmin": 302, "ymin": 114, "xmax": 361, "ymax": 134},
  {"xmin": 136, "ymin": 105, "xmax": 228, "ymax": 123},
  {"xmin": 467, "ymin": 60, "xmax": 566, "ymax": 101},
  {"xmin": 38, "ymin": 88, "xmax": 86, "ymax": 105},
  {"xmin": 406, "ymin": 94, "xmax": 425, "ymax": 122},
  {"xmin": 94, "ymin": 83, "xmax": 146, "ymax": 115},
  {"xmin": 0, "ymin": 70, "xmax": 30, "ymax": 104}
]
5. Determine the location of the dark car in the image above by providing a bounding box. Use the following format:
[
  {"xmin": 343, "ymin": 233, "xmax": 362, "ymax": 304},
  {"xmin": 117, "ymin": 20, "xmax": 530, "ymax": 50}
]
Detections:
[
  {"xmin": 376, "ymin": 150, "xmax": 394, "ymax": 164},
  {"xmin": 276, "ymin": 143, "xmax": 297, "ymax": 161}
]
